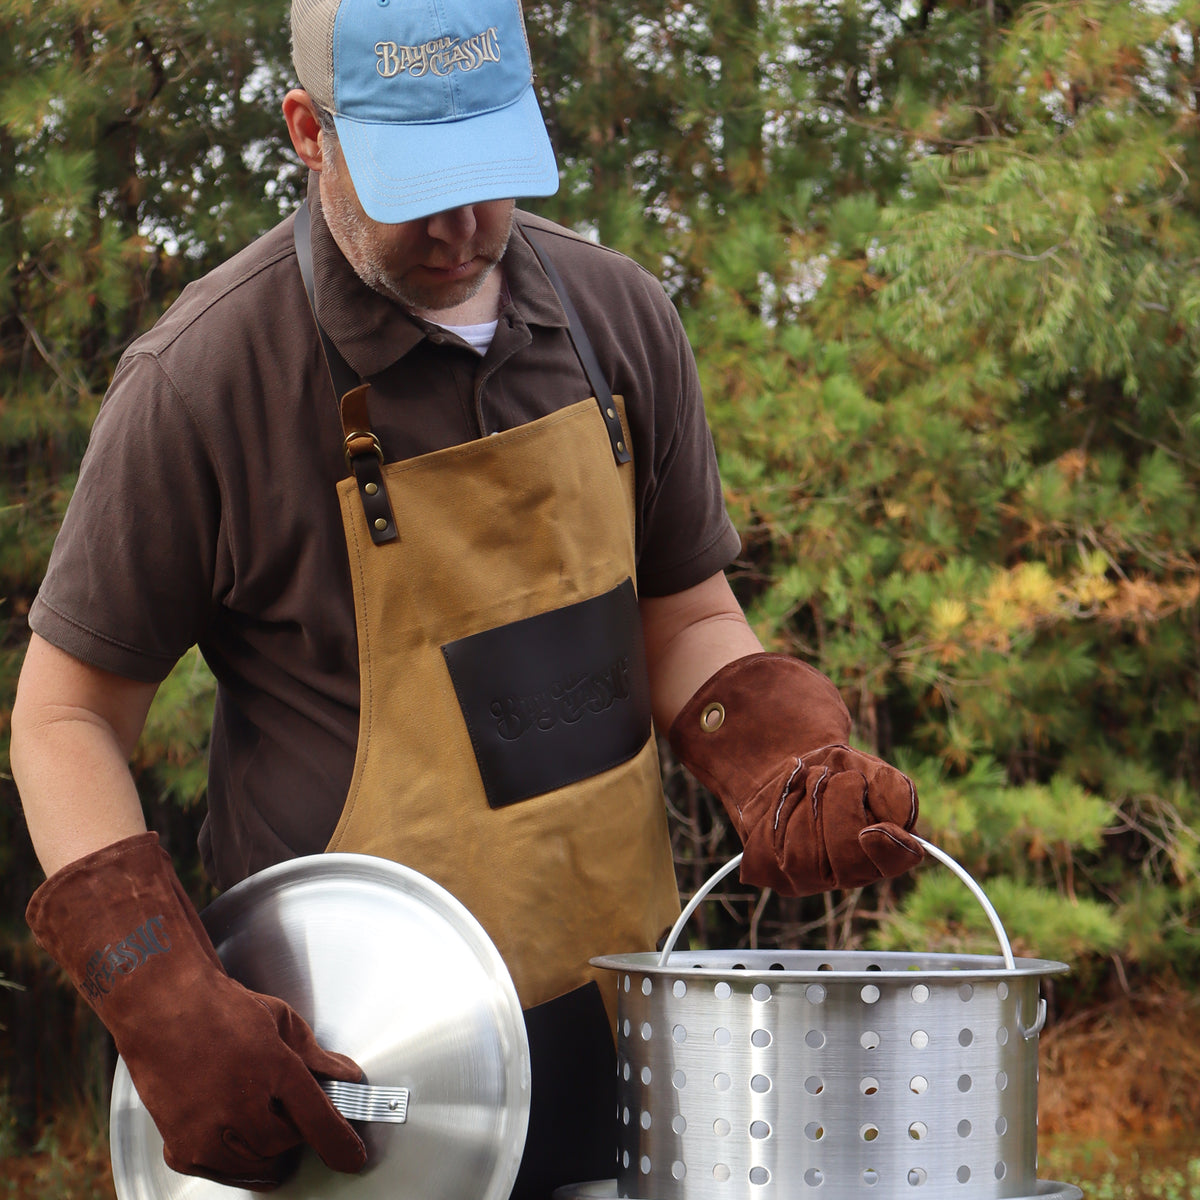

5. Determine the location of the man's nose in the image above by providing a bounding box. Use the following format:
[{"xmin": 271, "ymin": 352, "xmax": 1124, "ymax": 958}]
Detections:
[{"xmin": 425, "ymin": 205, "xmax": 477, "ymax": 243}]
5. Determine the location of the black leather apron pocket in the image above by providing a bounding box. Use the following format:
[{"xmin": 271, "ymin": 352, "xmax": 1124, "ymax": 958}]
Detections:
[
  {"xmin": 442, "ymin": 578, "xmax": 651, "ymax": 809},
  {"xmin": 511, "ymin": 981, "xmax": 617, "ymax": 1200}
]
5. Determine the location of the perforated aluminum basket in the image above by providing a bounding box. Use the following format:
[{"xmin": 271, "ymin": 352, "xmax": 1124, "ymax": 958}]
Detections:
[{"xmin": 591, "ymin": 841, "xmax": 1079, "ymax": 1200}]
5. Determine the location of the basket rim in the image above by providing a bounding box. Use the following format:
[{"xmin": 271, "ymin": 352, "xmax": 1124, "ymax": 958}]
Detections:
[{"xmin": 590, "ymin": 948, "xmax": 1069, "ymax": 981}]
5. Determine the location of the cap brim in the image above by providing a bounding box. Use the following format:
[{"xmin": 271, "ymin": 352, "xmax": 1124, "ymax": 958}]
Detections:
[{"xmin": 332, "ymin": 85, "xmax": 560, "ymax": 225}]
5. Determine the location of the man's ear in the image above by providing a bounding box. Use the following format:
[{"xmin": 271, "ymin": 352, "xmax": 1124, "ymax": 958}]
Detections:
[{"xmin": 282, "ymin": 90, "xmax": 326, "ymax": 170}]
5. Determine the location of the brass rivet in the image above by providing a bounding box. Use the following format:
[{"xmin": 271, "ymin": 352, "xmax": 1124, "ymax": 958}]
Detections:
[
  {"xmin": 700, "ymin": 702, "xmax": 725, "ymax": 733},
  {"xmin": 617, "ymin": 441, "xmax": 626, "ymax": 454},
  {"xmin": 606, "ymin": 407, "xmax": 616, "ymax": 419},
  {"xmin": 365, "ymin": 482, "xmax": 378, "ymax": 496},
  {"xmin": 374, "ymin": 518, "xmax": 388, "ymax": 531}
]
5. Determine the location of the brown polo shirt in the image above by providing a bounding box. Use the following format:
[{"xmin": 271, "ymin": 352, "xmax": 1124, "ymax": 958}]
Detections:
[{"xmin": 30, "ymin": 196, "xmax": 740, "ymax": 889}]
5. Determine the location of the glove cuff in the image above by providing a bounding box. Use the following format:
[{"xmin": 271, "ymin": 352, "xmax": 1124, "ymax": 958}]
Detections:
[
  {"xmin": 667, "ymin": 652, "xmax": 852, "ymax": 812},
  {"xmin": 26, "ymin": 831, "xmax": 220, "ymax": 1021}
]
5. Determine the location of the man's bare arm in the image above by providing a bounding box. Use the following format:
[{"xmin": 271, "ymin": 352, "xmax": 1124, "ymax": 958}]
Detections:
[
  {"xmin": 11, "ymin": 633, "xmax": 158, "ymax": 876},
  {"xmin": 639, "ymin": 571, "xmax": 763, "ymax": 733}
]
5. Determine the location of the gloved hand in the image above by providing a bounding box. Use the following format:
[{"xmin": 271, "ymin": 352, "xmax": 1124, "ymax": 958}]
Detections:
[
  {"xmin": 26, "ymin": 832, "xmax": 367, "ymax": 1191},
  {"xmin": 668, "ymin": 653, "xmax": 923, "ymax": 895}
]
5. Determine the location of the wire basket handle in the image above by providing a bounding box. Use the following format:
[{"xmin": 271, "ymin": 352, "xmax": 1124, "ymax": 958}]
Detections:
[{"xmin": 657, "ymin": 837, "xmax": 1016, "ymax": 971}]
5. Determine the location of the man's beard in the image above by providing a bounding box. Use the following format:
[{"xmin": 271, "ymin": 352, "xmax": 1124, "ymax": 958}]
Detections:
[{"xmin": 322, "ymin": 179, "xmax": 513, "ymax": 315}]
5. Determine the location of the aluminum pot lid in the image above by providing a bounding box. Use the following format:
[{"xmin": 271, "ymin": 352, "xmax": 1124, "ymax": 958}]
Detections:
[{"xmin": 110, "ymin": 853, "xmax": 531, "ymax": 1200}]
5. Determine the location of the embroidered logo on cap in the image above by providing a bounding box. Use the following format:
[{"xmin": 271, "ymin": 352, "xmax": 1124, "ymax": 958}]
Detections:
[{"xmin": 375, "ymin": 27, "xmax": 501, "ymax": 79}]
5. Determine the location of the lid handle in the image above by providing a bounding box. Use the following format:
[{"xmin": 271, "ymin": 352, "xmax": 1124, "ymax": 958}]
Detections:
[{"xmin": 320, "ymin": 1080, "xmax": 410, "ymax": 1124}]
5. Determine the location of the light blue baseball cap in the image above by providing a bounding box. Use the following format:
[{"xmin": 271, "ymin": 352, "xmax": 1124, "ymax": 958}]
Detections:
[{"xmin": 291, "ymin": 0, "xmax": 560, "ymax": 224}]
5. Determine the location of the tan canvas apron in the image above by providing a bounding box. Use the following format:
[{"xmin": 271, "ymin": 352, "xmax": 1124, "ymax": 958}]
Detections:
[{"xmin": 321, "ymin": 369, "xmax": 679, "ymax": 1020}]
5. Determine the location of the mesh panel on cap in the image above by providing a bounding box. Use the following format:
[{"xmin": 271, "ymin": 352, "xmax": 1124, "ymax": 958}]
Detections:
[{"xmin": 291, "ymin": 0, "xmax": 339, "ymax": 110}]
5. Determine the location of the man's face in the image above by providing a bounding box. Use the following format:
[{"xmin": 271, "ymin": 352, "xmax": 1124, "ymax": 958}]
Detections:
[{"xmin": 319, "ymin": 138, "xmax": 515, "ymax": 316}]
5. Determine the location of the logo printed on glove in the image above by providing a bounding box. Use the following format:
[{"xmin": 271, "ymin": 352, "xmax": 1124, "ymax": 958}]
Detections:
[
  {"xmin": 81, "ymin": 916, "xmax": 171, "ymax": 1004},
  {"xmin": 375, "ymin": 28, "xmax": 500, "ymax": 79}
]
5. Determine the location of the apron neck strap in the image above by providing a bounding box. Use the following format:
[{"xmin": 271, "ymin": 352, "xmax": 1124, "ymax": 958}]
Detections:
[{"xmin": 520, "ymin": 224, "xmax": 632, "ymax": 466}]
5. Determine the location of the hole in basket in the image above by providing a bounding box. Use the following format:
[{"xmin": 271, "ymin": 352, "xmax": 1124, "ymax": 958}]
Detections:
[
  {"xmin": 861, "ymin": 1030, "xmax": 880, "ymax": 1050},
  {"xmin": 642, "ymin": 977, "xmax": 653, "ymax": 996},
  {"xmin": 714, "ymin": 1163, "xmax": 731, "ymax": 1182},
  {"xmin": 807, "ymin": 984, "xmax": 827, "ymax": 1004},
  {"xmin": 751, "ymin": 1074, "xmax": 771, "ymax": 1093},
  {"xmin": 641, "ymin": 1022, "xmax": 652, "ymax": 1041},
  {"xmin": 622, "ymin": 975, "xmax": 631, "ymax": 992},
  {"xmin": 911, "ymin": 984, "xmax": 930, "ymax": 1003},
  {"xmin": 714, "ymin": 1073, "xmax": 731, "ymax": 1091},
  {"xmin": 861, "ymin": 1124, "xmax": 880, "ymax": 1142},
  {"xmin": 817, "ymin": 962, "xmax": 834, "ymax": 972},
  {"xmin": 623, "ymin": 1019, "xmax": 631, "ymax": 1037},
  {"xmin": 673, "ymin": 1024, "xmax": 687, "ymax": 1044},
  {"xmin": 622, "ymin": 1107, "xmax": 630, "ymax": 1126},
  {"xmin": 997, "ymin": 1026, "xmax": 1010, "ymax": 1046},
  {"xmin": 861, "ymin": 984, "xmax": 881, "ymax": 1004},
  {"xmin": 622, "ymin": 1150, "xmax": 629, "ymax": 1169},
  {"xmin": 753, "ymin": 983, "xmax": 772, "ymax": 1002},
  {"xmin": 672, "ymin": 1161, "xmax": 686, "ymax": 1180},
  {"xmin": 957, "ymin": 1074, "xmax": 972, "ymax": 1093},
  {"xmin": 750, "ymin": 1120, "xmax": 771, "ymax": 1140},
  {"xmin": 769, "ymin": 961, "xmax": 785, "ymax": 971},
  {"xmin": 998, "ymin": 982, "xmax": 1009, "ymax": 999},
  {"xmin": 909, "ymin": 1122, "xmax": 928, "ymax": 1141},
  {"xmin": 752, "ymin": 1028, "xmax": 772, "ymax": 1048},
  {"xmin": 959, "ymin": 1028, "xmax": 974, "ymax": 1047},
  {"xmin": 640, "ymin": 1155, "xmax": 651, "ymax": 1175},
  {"xmin": 957, "ymin": 1119, "xmax": 972, "ymax": 1138},
  {"xmin": 805, "ymin": 1076, "xmax": 824, "ymax": 1095},
  {"xmin": 910, "ymin": 1030, "xmax": 929, "ymax": 1049},
  {"xmin": 995, "ymin": 1162, "xmax": 1007, "ymax": 1181},
  {"xmin": 804, "ymin": 1168, "xmax": 824, "ymax": 1186},
  {"xmin": 641, "ymin": 1111, "xmax": 652, "ymax": 1130},
  {"xmin": 908, "ymin": 1167, "xmax": 928, "ymax": 1186},
  {"xmin": 996, "ymin": 1071, "xmax": 1009, "ymax": 1091},
  {"xmin": 863, "ymin": 1169, "xmax": 879, "ymax": 1186},
  {"xmin": 672, "ymin": 1115, "xmax": 687, "ymax": 1134},
  {"xmin": 959, "ymin": 983, "xmax": 974, "ymax": 1001},
  {"xmin": 750, "ymin": 1166, "xmax": 770, "ymax": 1185},
  {"xmin": 714, "ymin": 1118, "xmax": 731, "ymax": 1137},
  {"xmin": 910, "ymin": 1075, "xmax": 929, "ymax": 1095},
  {"xmin": 714, "ymin": 1027, "xmax": 731, "ymax": 1046},
  {"xmin": 672, "ymin": 1070, "xmax": 686, "ymax": 1090},
  {"xmin": 714, "ymin": 981, "xmax": 732, "ymax": 1000},
  {"xmin": 806, "ymin": 1029, "xmax": 825, "ymax": 1048},
  {"xmin": 995, "ymin": 1116, "xmax": 1007, "ymax": 1135},
  {"xmin": 673, "ymin": 979, "xmax": 687, "ymax": 998},
  {"xmin": 641, "ymin": 1067, "xmax": 652, "ymax": 1085},
  {"xmin": 860, "ymin": 1077, "xmax": 879, "ymax": 1096},
  {"xmin": 805, "ymin": 1122, "xmax": 824, "ymax": 1141},
  {"xmin": 958, "ymin": 1166, "xmax": 971, "ymax": 1183},
  {"xmin": 622, "ymin": 1063, "xmax": 631, "ymax": 1082}
]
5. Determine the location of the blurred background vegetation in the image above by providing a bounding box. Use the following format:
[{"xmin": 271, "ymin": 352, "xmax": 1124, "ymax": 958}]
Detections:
[{"xmin": 2, "ymin": 0, "xmax": 1200, "ymax": 1194}]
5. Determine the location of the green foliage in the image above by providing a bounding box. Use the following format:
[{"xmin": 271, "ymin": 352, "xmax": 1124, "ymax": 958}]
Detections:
[{"xmin": 4, "ymin": 0, "xmax": 1200, "ymax": 1170}]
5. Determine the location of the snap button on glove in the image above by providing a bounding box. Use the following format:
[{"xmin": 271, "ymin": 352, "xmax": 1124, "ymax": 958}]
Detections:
[
  {"xmin": 26, "ymin": 832, "xmax": 367, "ymax": 1191},
  {"xmin": 668, "ymin": 653, "xmax": 923, "ymax": 895}
]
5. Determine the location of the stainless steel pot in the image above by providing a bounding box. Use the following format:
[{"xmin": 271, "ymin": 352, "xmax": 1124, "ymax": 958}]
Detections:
[
  {"xmin": 592, "ymin": 841, "xmax": 1081, "ymax": 1200},
  {"xmin": 109, "ymin": 853, "xmax": 531, "ymax": 1200}
]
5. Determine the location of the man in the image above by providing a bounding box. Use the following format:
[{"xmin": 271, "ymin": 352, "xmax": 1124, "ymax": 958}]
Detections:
[{"xmin": 11, "ymin": 0, "xmax": 923, "ymax": 1194}]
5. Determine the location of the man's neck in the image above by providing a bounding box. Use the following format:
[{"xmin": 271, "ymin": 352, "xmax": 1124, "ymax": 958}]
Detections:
[{"xmin": 412, "ymin": 266, "xmax": 504, "ymax": 327}]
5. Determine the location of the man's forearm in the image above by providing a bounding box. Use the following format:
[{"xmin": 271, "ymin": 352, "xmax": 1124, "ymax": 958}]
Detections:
[
  {"xmin": 11, "ymin": 634, "xmax": 157, "ymax": 876},
  {"xmin": 640, "ymin": 572, "xmax": 763, "ymax": 732}
]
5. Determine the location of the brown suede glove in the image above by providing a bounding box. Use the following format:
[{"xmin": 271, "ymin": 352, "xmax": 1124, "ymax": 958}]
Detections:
[
  {"xmin": 668, "ymin": 653, "xmax": 923, "ymax": 896},
  {"xmin": 26, "ymin": 832, "xmax": 367, "ymax": 1191}
]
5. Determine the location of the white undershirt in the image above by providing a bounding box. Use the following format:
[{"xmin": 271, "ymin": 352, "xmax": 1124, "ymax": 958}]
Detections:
[{"xmin": 429, "ymin": 319, "xmax": 499, "ymax": 355}]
